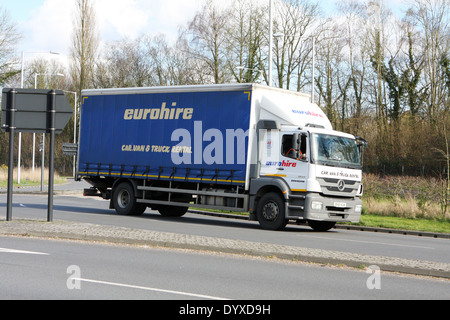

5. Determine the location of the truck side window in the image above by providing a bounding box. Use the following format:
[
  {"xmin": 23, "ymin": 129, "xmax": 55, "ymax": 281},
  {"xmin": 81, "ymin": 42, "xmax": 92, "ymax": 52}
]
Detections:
[
  {"xmin": 282, "ymin": 135, "xmax": 295, "ymax": 158},
  {"xmin": 282, "ymin": 134, "xmax": 307, "ymax": 159}
]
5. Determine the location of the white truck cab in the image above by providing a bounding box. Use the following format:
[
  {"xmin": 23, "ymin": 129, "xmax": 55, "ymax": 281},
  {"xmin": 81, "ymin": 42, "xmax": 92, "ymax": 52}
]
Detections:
[{"xmin": 248, "ymin": 86, "xmax": 365, "ymax": 231}]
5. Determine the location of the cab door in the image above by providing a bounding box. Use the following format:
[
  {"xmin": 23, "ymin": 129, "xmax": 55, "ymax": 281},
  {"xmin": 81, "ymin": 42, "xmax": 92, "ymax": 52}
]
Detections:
[{"xmin": 280, "ymin": 132, "xmax": 309, "ymax": 193}]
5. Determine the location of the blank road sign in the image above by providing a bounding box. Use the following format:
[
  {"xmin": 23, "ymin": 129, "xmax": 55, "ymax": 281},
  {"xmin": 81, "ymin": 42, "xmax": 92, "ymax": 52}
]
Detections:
[{"xmin": 1, "ymin": 88, "xmax": 73, "ymax": 134}]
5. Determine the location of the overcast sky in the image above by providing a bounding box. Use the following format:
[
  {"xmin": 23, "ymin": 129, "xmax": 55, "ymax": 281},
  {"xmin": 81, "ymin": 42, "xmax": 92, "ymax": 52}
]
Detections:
[
  {"xmin": 0, "ymin": 0, "xmax": 412, "ymax": 63},
  {"xmin": 0, "ymin": 0, "xmax": 202, "ymax": 59}
]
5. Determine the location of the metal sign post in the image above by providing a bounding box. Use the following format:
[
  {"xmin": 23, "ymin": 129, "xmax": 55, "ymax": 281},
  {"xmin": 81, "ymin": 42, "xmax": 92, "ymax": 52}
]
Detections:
[
  {"xmin": 47, "ymin": 90, "xmax": 56, "ymax": 222},
  {"xmin": 5, "ymin": 89, "xmax": 17, "ymax": 221}
]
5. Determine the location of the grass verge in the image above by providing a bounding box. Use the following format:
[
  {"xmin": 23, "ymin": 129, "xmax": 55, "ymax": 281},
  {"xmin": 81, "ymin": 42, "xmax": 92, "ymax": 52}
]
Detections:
[
  {"xmin": 358, "ymin": 174, "xmax": 450, "ymax": 234},
  {"xmin": 345, "ymin": 214, "xmax": 450, "ymax": 234},
  {"xmin": 0, "ymin": 167, "xmax": 66, "ymax": 188}
]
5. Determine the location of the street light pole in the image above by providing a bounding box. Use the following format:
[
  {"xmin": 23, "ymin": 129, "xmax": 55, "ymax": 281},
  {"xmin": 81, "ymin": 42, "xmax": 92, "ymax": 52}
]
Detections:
[
  {"xmin": 63, "ymin": 90, "xmax": 78, "ymax": 178},
  {"xmin": 312, "ymin": 37, "xmax": 315, "ymax": 104},
  {"xmin": 268, "ymin": 0, "xmax": 274, "ymax": 87},
  {"xmin": 18, "ymin": 51, "xmax": 60, "ymax": 184},
  {"xmin": 34, "ymin": 73, "xmax": 65, "ymax": 191}
]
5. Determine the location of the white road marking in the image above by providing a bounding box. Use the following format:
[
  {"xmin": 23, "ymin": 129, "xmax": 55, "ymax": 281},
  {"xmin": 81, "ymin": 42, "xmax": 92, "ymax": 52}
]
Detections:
[
  {"xmin": 0, "ymin": 248, "xmax": 49, "ymax": 255},
  {"xmin": 75, "ymin": 278, "xmax": 229, "ymax": 300}
]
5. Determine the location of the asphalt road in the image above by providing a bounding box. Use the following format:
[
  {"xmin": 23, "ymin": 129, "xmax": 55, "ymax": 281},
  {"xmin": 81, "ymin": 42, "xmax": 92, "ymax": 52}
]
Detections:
[
  {"xmin": 1, "ymin": 183, "xmax": 450, "ymax": 300},
  {"xmin": 1, "ymin": 236, "xmax": 449, "ymax": 300},
  {"xmin": 1, "ymin": 192, "xmax": 449, "ymax": 266}
]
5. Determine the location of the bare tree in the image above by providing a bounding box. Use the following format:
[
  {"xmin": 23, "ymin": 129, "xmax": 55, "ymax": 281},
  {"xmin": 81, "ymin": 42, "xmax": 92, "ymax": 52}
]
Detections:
[
  {"xmin": 338, "ymin": 0, "xmax": 371, "ymax": 133},
  {"xmin": 24, "ymin": 58, "xmax": 67, "ymax": 89},
  {"xmin": 70, "ymin": 0, "xmax": 99, "ymax": 96},
  {"xmin": 272, "ymin": 0, "xmax": 321, "ymax": 90},
  {"xmin": 400, "ymin": 11, "xmax": 426, "ymax": 118},
  {"xmin": 0, "ymin": 8, "xmax": 21, "ymax": 85},
  {"xmin": 411, "ymin": 0, "xmax": 449, "ymax": 122},
  {"xmin": 314, "ymin": 19, "xmax": 349, "ymax": 126},
  {"xmin": 181, "ymin": 0, "xmax": 231, "ymax": 84},
  {"xmin": 226, "ymin": 0, "xmax": 266, "ymax": 84},
  {"xmin": 96, "ymin": 36, "xmax": 153, "ymax": 88},
  {"xmin": 147, "ymin": 34, "xmax": 173, "ymax": 86}
]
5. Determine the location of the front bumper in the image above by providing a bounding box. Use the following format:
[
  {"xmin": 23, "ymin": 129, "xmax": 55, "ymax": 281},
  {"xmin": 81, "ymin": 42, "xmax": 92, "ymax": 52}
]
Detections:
[{"xmin": 303, "ymin": 193, "xmax": 362, "ymax": 223}]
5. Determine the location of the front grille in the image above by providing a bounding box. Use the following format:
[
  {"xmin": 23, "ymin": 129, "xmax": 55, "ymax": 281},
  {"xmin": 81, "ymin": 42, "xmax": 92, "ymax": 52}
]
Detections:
[
  {"xmin": 326, "ymin": 206, "xmax": 347, "ymax": 212},
  {"xmin": 318, "ymin": 178, "xmax": 360, "ymax": 197}
]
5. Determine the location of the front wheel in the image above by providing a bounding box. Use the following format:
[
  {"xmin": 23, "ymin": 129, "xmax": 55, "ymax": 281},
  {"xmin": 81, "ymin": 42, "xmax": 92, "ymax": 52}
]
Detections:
[
  {"xmin": 307, "ymin": 220, "xmax": 336, "ymax": 232},
  {"xmin": 256, "ymin": 192, "xmax": 288, "ymax": 231},
  {"xmin": 112, "ymin": 182, "xmax": 146, "ymax": 216},
  {"xmin": 158, "ymin": 205, "xmax": 188, "ymax": 217}
]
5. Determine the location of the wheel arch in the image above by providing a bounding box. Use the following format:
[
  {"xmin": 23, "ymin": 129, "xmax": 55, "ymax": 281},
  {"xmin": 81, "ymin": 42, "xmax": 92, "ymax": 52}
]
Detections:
[
  {"xmin": 249, "ymin": 177, "xmax": 290, "ymax": 216},
  {"xmin": 109, "ymin": 178, "xmax": 142, "ymax": 209}
]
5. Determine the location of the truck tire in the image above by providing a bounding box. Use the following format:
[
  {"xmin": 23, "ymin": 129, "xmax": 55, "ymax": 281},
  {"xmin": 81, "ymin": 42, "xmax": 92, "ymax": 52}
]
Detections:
[
  {"xmin": 256, "ymin": 192, "xmax": 288, "ymax": 231},
  {"xmin": 112, "ymin": 182, "xmax": 146, "ymax": 216},
  {"xmin": 158, "ymin": 205, "xmax": 188, "ymax": 217},
  {"xmin": 307, "ymin": 220, "xmax": 336, "ymax": 232}
]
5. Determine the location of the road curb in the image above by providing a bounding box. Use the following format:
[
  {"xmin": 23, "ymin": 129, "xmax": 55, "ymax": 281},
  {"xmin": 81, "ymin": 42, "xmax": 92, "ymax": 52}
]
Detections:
[
  {"xmin": 189, "ymin": 209, "xmax": 450, "ymax": 239},
  {"xmin": 0, "ymin": 219, "xmax": 449, "ymax": 279},
  {"xmin": 334, "ymin": 224, "xmax": 450, "ymax": 239}
]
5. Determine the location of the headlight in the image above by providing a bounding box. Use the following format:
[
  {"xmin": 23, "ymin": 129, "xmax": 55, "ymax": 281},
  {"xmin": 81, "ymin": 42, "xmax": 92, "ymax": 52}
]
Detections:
[
  {"xmin": 355, "ymin": 205, "xmax": 362, "ymax": 213},
  {"xmin": 311, "ymin": 201, "xmax": 323, "ymax": 210}
]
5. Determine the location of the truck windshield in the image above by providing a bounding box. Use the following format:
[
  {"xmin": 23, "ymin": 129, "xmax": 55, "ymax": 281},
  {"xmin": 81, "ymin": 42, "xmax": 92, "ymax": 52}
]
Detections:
[{"xmin": 311, "ymin": 133, "xmax": 361, "ymax": 169}]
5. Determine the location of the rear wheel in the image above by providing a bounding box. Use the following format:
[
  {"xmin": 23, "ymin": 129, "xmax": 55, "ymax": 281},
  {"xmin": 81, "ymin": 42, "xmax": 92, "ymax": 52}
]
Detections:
[
  {"xmin": 256, "ymin": 192, "xmax": 288, "ymax": 231},
  {"xmin": 112, "ymin": 182, "xmax": 146, "ymax": 216}
]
